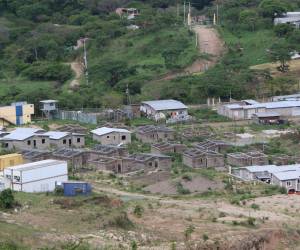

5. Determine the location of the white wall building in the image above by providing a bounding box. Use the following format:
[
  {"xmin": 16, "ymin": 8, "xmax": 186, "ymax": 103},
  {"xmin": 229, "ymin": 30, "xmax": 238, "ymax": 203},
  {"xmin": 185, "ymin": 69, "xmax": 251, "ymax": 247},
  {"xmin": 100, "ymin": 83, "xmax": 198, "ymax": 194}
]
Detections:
[
  {"xmin": 274, "ymin": 12, "xmax": 300, "ymax": 28},
  {"xmin": 140, "ymin": 99, "xmax": 188, "ymax": 121},
  {"xmin": 3, "ymin": 159, "xmax": 68, "ymax": 193},
  {"xmin": 91, "ymin": 127, "xmax": 131, "ymax": 145},
  {"xmin": 218, "ymin": 100, "xmax": 300, "ymax": 120}
]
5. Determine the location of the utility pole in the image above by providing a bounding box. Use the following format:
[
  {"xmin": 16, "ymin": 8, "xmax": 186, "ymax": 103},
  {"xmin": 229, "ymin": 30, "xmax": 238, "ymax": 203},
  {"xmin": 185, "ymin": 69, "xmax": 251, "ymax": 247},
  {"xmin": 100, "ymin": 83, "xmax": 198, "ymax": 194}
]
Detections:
[
  {"xmin": 216, "ymin": 4, "xmax": 219, "ymax": 25},
  {"xmin": 126, "ymin": 83, "xmax": 131, "ymax": 105},
  {"xmin": 195, "ymin": 32, "xmax": 198, "ymax": 48},
  {"xmin": 188, "ymin": 2, "xmax": 192, "ymax": 27},
  {"xmin": 183, "ymin": 1, "xmax": 186, "ymax": 25},
  {"xmin": 83, "ymin": 38, "xmax": 89, "ymax": 84}
]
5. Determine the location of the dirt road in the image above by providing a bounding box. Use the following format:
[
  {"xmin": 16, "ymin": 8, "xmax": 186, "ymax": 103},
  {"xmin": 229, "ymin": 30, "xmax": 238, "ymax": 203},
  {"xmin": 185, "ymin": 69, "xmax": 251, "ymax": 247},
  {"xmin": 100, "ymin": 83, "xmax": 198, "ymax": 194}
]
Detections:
[
  {"xmin": 161, "ymin": 25, "xmax": 224, "ymax": 81},
  {"xmin": 69, "ymin": 61, "xmax": 84, "ymax": 89}
]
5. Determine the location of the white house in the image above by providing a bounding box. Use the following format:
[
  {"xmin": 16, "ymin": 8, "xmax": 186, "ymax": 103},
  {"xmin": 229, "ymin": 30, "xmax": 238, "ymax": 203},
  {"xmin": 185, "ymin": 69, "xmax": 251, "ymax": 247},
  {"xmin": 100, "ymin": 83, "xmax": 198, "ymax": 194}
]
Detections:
[
  {"xmin": 91, "ymin": 127, "xmax": 131, "ymax": 145},
  {"xmin": 274, "ymin": 12, "xmax": 300, "ymax": 28},
  {"xmin": 3, "ymin": 159, "xmax": 68, "ymax": 193},
  {"xmin": 218, "ymin": 100, "xmax": 300, "ymax": 120},
  {"xmin": 140, "ymin": 99, "xmax": 188, "ymax": 121}
]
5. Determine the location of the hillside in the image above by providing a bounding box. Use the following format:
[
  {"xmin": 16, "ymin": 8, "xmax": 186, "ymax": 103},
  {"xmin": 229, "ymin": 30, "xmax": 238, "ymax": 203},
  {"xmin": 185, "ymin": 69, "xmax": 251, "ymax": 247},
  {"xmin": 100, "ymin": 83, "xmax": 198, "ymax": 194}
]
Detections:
[{"xmin": 1, "ymin": 0, "xmax": 300, "ymax": 108}]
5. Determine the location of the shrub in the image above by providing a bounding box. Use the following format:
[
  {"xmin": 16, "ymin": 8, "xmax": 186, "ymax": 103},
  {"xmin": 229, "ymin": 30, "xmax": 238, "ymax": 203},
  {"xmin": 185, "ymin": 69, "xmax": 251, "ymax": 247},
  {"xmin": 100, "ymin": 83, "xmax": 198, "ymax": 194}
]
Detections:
[
  {"xmin": 0, "ymin": 189, "xmax": 15, "ymax": 209},
  {"xmin": 202, "ymin": 234, "xmax": 209, "ymax": 241},
  {"xmin": 176, "ymin": 182, "xmax": 190, "ymax": 195},
  {"xmin": 133, "ymin": 205, "xmax": 144, "ymax": 218},
  {"xmin": 182, "ymin": 173, "xmax": 192, "ymax": 181},
  {"xmin": 250, "ymin": 203, "xmax": 260, "ymax": 210},
  {"xmin": 247, "ymin": 217, "xmax": 256, "ymax": 226}
]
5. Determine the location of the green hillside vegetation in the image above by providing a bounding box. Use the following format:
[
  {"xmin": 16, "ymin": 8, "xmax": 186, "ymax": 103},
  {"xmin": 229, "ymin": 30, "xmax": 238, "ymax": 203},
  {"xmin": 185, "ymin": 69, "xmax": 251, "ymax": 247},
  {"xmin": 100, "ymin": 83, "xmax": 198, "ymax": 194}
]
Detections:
[{"xmin": 1, "ymin": 0, "xmax": 300, "ymax": 109}]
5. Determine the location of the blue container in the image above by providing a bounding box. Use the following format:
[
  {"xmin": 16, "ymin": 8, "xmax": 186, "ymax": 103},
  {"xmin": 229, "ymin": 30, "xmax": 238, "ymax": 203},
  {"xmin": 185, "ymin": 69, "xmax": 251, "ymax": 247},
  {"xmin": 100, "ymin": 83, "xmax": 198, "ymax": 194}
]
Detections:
[{"xmin": 62, "ymin": 182, "xmax": 92, "ymax": 197}]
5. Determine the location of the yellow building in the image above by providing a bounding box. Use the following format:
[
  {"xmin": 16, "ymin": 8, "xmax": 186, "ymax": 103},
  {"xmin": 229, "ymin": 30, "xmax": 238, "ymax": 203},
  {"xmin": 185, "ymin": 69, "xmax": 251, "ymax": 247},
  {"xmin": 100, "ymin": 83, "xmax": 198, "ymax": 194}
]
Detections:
[
  {"xmin": 0, "ymin": 102, "xmax": 34, "ymax": 126},
  {"xmin": 0, "ymin": 153, "xmax": 23, "ymax": 171}
]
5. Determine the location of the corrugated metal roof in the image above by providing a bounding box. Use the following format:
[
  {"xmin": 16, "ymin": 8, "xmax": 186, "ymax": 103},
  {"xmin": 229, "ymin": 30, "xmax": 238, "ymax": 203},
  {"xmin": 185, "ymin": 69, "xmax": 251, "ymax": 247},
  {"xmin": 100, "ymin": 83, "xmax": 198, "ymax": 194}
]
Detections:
[
  {"xmin": 272, "ymin": 170, "xmax": 300, "ymax": 181},
  {"xmin": 245, "ymin": 164, "xmax": 300, "ymax": 173},
  {"xmin": 1, "ymin": 128, "xmax": 44, "ymax": 141},
  {"xmin": 142, "ymin": 99, "xmax": 187, "ymax": 111},
  {"xmin": 225, "ymin": 100, "xmax": 300, "ymax": 110},
  {"xmin": 5, "ymin": 159, "xmax": 66, "ymax": 171},
  {"xmin": 40, "ymin": 100, "xmax": 58, "ymax": 103},
  {"xmin": 43, "ymin": 131, "xmax": 69, "ymax": 140},
  {"xmin": 91, "ymin": 127, "xmax": 131, "ymax": 136}
]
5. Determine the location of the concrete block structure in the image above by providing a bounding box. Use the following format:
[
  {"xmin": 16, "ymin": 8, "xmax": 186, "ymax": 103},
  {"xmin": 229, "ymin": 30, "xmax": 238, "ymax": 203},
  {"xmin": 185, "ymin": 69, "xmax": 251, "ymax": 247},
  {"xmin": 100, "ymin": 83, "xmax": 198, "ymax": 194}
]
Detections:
[
  {"xmin": 43, "ymin": 131, "xmax": 85, "ymax": 148},
  {"xmin": 91, "ymin": 127, "xmax": 131, "ymax": 145},
  {"xmin": 0, "ymin": 102, "xmax": 34, "ymax": 126},
  {"xmin": 56, "ymin": 124, "xmax": 88, "ymax": 134},
  {"xmin": 88, "ymin": 153, "xmax": 172, "ymax": 174},
  {"xmin": 151, "ymin": 142, "xmax": 187, "ymax": 155},
  {"xmin": 136, "ymin": 125, "xmax": 175, "ymax": 143},
  {"xmin": 194, "ymin": 139, "xmax": 232, "ymax": 154},
  {"xmin": 92, "ymin": 144, "xmax": 128, "ymax": 157},
  {"xmin": 227, "ymin": 151, "xmax": 268, "ymax": 167},
  {"xmin": 0, "ymin": 128, "xmax": 50, "ymax": 151},
  {"xmin": 183, "ymin": 148, "xmax": 225, "ymax": 169}
]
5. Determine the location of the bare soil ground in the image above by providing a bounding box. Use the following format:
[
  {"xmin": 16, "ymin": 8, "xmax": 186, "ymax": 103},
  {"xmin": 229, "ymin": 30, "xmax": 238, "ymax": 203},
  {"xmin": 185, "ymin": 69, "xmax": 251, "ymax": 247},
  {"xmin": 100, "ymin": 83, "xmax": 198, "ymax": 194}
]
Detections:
[
  {"xmin": 144, "ymin": 176, "xmax": 224, "ymax": 195},
  {"xmin": 69, "ymin": 61, "xmax": 84, "ymax": 89},
  {"xmin": 161, "ymin": 25, "xmax": 224, "ymax": 81}
]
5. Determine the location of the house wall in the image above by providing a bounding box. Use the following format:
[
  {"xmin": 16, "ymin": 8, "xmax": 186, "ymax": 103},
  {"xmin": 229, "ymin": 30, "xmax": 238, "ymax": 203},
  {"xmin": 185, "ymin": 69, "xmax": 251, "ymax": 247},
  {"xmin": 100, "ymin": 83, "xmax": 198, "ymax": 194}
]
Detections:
[
  {"xmin": 251, "ymin": 156, "xmax": 269, "ymax": 166},
  {"xmin": 271, "ymin": 176, "xmax": 299, "ymax": 192},
  {"xmin": 0, "ymin": 154, "xmax": 23, "ymax": 171},
  {"xmin": 206, "ymin": 155, "xmax": 225, "ymax": 168},
  {"xmin": 136, "ymin": 131, "xmax": 175, "ymax": 143},
  {"xmin": 227, "ymin": 155, "xmax": 251, "ymax": 167},
  {"xmin": 93, "ymin": 132, "xmax": 131, "ymax": 145},
  {"xmin": 0, "ymin": 103, "xmax": 34, "ymax": 125},
  {"xmin": 49, "ymin": 135, "xmax": 85, "ymax": 149},
  {"xmin": 0, "ymin": 118, "xmax": 11, "ymax": 127},
  {"xmin": 2, "ymin": 136, "xmax": 50, "ymax": 151}
]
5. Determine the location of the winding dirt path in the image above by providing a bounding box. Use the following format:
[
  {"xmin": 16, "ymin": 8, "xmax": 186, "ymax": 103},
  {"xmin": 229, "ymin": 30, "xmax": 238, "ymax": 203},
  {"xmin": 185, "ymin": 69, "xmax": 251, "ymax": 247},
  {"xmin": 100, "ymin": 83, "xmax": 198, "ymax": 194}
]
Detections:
[
  {"xmin": 69, "ymin": 61, "xmax": 84, "ymax": 89},
  {"xmin": 160, "ymin": 25, "xmax": 224, "ymax": 81}
]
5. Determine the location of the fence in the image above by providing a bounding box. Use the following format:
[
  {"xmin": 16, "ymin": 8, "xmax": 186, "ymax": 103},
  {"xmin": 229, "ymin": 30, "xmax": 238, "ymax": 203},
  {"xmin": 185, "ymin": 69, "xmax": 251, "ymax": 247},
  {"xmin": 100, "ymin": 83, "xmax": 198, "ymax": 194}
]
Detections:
[{"xmin": 57, "ymin": 110, "xmax": 98, "ymax": 124}]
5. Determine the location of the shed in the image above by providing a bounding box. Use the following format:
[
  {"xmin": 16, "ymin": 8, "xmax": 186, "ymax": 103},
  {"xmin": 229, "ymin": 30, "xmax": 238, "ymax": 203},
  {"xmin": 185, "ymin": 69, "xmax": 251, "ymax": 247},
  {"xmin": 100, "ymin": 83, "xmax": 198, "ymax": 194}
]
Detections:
[
  {"xmin": 60, "ymin": 181, "xmax": 92, "ymax": 196},
  {"xmin": 0, "ymin": 153, "xmax": 23, "ymax": 171}
]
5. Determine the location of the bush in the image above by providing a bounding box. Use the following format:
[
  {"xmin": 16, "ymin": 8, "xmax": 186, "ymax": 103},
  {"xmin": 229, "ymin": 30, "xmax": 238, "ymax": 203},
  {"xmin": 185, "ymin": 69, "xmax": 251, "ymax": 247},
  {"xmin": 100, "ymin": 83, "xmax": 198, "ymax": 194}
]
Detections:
[
  {"xmin": 202, "ymin": 234, "xmax": 209, "ymax": 241},
  {"xmin": 0, "ymin": 189, "xmax": 15, "ymax": 209},
  {"xmin": 176, "ymin": 182, "xmax": 191, "ymax": 195},
  {"xmin": 247, "ymin": 217, "xmax": 256, "ymax": 226},
  {"xmin": 182, "ymin": 173, "xmax": 192, "ymax": 181},
  {"xmin": 133, "ymin": 205, "xmax": 144, "ymax": 218},
  {"xmin": 250, "ymin": 203, "xmax": 260, "ymax": 210},
  {"xmin": 22, "ymin": 62, "xmax": 72, "ymax": 83}
]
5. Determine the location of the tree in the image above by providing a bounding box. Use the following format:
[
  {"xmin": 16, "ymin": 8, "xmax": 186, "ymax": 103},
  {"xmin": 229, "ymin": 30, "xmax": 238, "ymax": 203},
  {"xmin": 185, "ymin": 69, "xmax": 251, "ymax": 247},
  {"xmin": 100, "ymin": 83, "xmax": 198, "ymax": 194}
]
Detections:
[
  {"xmin": 274, "ymin": 23, "xmax": 294, "ymax": 37},
  {"xmin": 259, "ymin": 0, "xmax": 291, "ymax": 18},
  {"xmin": 239, "ymin": 9, "xmax": 259, "ymax": 31},
  {"xmin": 0, "ymin": 189, "xmax": 15, "ymax": 209},
  {"xmin": 268, "ymin": 40, "xmax": 292, "ymax": 72}
]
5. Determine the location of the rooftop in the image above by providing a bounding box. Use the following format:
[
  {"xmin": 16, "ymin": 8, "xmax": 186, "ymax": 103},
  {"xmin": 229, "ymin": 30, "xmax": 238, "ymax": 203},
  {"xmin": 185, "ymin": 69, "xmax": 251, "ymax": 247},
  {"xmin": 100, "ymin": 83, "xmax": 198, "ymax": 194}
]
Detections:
[
  {"xmin": 272, "ymin": 170, "xmax": 300, "ymax": 181},
  {"xmin": 0, "ymin": 128, "xmax": 45, "ymax": 141},
  {"xmin": 43, "ymin": 131, "xmax": 70, "ymax": 140},
  {"xmin": 4, "ymin": 159, "xmax": 66, "ymax": 171},
  {"xmin": 141, "ymin": 99, "xmax": 187, "ymax": 111},
  {"xmin": 40, "ymin": 100, "xmax": 58, "ymax": 103},
  {"xmin": 91, "ymin": 127, "xmax": 131, "ymax": 136}
]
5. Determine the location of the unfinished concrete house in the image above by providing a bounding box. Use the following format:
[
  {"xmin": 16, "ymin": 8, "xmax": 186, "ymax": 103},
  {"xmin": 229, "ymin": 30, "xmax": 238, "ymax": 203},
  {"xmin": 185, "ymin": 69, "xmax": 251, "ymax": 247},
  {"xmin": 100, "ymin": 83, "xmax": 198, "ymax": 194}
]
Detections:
[
  {"xmin": 181, "ymin": 127, "xmax": 214, "ymax": 141},
  {"xmin": 136, "ymin": 125, "xmax": 175, "ymax": 143},
  {"xmin": 183, "ymin": 148, "xmax": 225, "ymax": 169},
  {"xmin": 43, "ymin": 131, "xmax": 85, "ymax": 149},
  {"xmin": 91, "ymin": 127, "xmax": 131, "ymax": 145},
  {"xmin": 51, "ymin": 148, "xmax": 88, "ymax": 169},
  {"xmin": 56, "ymin": 124, "xmax": 88, "ymax": 134},
  {"xmin": 22, "ymin": 150, "xmax": 52, "ymax": 162},
  {"xmin": 227, "ymin": 151, "xmax": 268, "ymax": 167},
  {"xmin": 194, "ymin": 139, "xmax": 231, "ymax": 154},
  {"xmin": 271, "ymin": 155, "xmax": 291, "ymax": 165},
  {"xmin": 93, "ymin": 144, "xmax": 128, "ymax": 157},
  {"xmin": 0, "ymin": 128, "xmax": 50, "ymax": 151},
  {"xmin": 151, "ymin": 142, "xmax": 187, "ymax": 155},
  {"xmin": 88, "ymin": 153, "xmax": 172, "ymax": 174}
]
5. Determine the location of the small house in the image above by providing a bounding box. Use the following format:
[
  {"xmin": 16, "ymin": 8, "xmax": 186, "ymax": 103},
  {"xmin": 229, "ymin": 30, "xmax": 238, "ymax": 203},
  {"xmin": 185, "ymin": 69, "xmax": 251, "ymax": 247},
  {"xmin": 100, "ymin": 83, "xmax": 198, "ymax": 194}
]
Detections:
[
  {"xmin": 194, "ymin": 139, "xmax": 231, "ymax": 154},
  {"xmin": 92, "ymin": 144, "xmax": 128, "ymax": 157},
  {"xmin": 22, "ymin": 150, "xmax": 52, "ymax": 162},
  {"xmin": 3, "ymin": 159, "xmax": 68, "ymax": 192},
  {"xmin": 183, "ymin": 148, "xmax": 225, "ymax": 169},
  {"xmin": 43, "ymin": 131, "xmax": 85, "ymax": 148},
  {"xmin": 274, "ymin": 12, "xmax": 300, "ymax": 28},
  {"xmin": 227, "ymin": 151, "xmax": 268, "ymax": 167},
  {"xmin": 151, "ymin": 142, "xmax": 187, "ymax": 155},
  {"xmin": 271, "ymin": 170, "xmax": 300, "ymax": 193},
  {"xmin": 0, "ymin": 128, "xmax": 49, "ymax": 151},
  {"xmin": 140, "ymin": 99, "xmax": 188, "ymax": 121},
  {"xmin": 51, "ymin": 148, "xmax": 88, "ymax": 170},
  {"xmin": 0, "ymin": 102, "xmax": 34, "ymax": 126},
  {"xmin": 136, "ymin": 125, "xmax": 175, "ymax": 143},
  {"xmin": 91, "ymin": 127, "xmax": 131, "ymax": 145}
]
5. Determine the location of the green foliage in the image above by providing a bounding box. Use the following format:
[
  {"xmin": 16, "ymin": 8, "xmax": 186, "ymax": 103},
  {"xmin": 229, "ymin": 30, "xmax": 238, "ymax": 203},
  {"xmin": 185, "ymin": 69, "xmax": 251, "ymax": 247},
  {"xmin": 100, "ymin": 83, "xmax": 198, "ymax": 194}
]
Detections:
[
  {"xmin": 184, "ymin": 225, "xmax": 195, "ymax": 241},
  {"xmin": 133, "ymin": 204, "xmax": 144, "ymax": 218},
  {"xmin": 176, "ymin": 182, "xmax": 190, "ymax": 195},
  {"xmin": 0, "ymin": 189, "xmax": 15, "ymax": 209},
  {"xmin": 268, "ymin": 39, "xmax": 292, "ymax": 72},
  {"xmin": 259, "ymin": 0, "xmax": 292, "ymax": 18},
  {"xmin": 250, "ymin": 203, "xmax": 260, "ymax": 210},
  {"xmin": 22, "ymin": 62, "xmax": 73, "ymax": 82},
  {"xmin": 189, "ymin": 108, "xmax": 230, "ymax": 122}
]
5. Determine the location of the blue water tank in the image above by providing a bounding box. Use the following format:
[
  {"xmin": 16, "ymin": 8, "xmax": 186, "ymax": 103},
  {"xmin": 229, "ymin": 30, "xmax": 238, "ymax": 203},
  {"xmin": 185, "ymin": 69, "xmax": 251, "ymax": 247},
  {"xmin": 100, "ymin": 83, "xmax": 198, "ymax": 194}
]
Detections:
[{"xmin": 62, "ymin": 182, "xmax": 92, "ymax": 197}]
